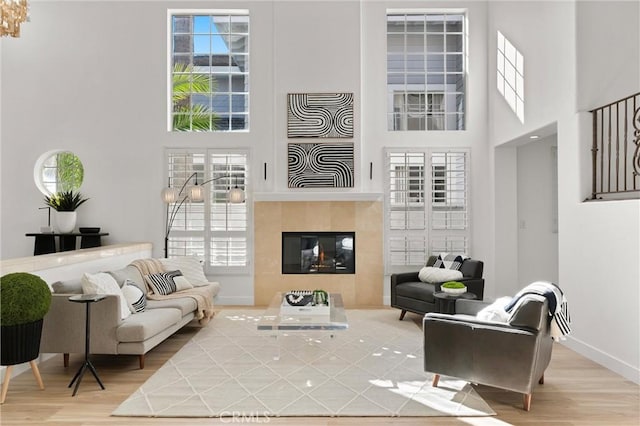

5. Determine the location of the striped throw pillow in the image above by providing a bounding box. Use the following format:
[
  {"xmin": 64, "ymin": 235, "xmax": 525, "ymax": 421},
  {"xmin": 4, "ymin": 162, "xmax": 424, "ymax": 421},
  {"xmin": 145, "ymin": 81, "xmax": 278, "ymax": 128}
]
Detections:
[
  {"xmin": 122, "ymin": 280, "xmax": 147, "ymax": 313},
  {"xmin": 144, "ymin": 271, "xmax": 181, "ymax": 295}
]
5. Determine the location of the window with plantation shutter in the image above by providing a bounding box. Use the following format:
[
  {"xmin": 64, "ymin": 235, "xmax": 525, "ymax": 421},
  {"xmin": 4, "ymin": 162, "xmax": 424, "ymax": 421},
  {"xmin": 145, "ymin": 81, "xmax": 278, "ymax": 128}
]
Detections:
[
  {"xmin": 166, "ymin": 149, "xmax": 250, "ymax": 273},
  {"xmin": 385, "ymin": 149, "xmax": 469, "ymax": 271}
]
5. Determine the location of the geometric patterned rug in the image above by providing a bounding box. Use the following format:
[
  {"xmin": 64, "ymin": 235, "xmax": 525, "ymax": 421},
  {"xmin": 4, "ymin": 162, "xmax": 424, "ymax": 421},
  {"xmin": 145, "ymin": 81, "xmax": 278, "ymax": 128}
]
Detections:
[{"xmin": 112, "ymin": 310, "xmax": 495, "ymax": 417}]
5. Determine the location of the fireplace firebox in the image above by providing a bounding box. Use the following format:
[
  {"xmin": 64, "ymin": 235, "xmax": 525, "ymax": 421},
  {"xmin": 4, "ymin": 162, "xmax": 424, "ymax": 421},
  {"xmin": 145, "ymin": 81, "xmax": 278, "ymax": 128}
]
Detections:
[{"xmin": 282, "ymin": 232, "xmax": 355, "ymax": 274}]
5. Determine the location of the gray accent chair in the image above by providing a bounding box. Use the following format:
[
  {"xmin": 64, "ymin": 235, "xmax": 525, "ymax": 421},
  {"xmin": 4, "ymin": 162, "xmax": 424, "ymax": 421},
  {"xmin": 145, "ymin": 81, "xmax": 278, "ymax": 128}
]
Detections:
[
  {"xmin": 423, "ymin": 295, "xmax": 553, "ymax": 411},
  {"xmin": 390, "ymin": 256, "xmax": 484, "ymax": 320}
]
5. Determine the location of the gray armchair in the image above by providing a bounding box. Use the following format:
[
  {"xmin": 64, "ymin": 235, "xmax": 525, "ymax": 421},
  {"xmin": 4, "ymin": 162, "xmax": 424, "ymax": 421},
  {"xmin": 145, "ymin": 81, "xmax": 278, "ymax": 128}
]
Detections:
[
  {"xmin": 391, "ymin": 256, "xmax": 484, "ymax": 319},
  {"xmin": 423, "ymin": 295, "xmax": 553, "ymax": 411}
]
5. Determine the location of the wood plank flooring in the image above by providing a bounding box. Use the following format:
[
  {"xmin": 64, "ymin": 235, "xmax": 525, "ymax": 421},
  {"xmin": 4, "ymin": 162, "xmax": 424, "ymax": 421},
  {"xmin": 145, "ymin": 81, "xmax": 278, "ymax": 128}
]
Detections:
[{"xmin": 0, "ymin": 309, "xmax": 638, "ymax": 425}]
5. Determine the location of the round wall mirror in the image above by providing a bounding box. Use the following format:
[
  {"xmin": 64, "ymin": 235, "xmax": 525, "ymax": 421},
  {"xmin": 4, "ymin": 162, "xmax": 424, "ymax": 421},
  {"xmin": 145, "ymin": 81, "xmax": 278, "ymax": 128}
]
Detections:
[{"xmin": 34, "ymin": 150, "xmax": 84, "ymax": 196}]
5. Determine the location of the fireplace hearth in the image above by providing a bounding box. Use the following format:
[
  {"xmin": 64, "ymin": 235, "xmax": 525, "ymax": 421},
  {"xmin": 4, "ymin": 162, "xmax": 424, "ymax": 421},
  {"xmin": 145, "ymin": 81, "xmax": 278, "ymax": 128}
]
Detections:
[{"xmin": 282, "ymin": 232, "xmax": 355, "ymax": 274}]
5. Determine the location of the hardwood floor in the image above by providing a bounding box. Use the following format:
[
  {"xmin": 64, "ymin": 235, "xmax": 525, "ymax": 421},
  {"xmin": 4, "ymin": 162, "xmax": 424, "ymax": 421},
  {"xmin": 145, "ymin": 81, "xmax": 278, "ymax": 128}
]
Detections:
[{"xmin": 1, "ymin": 310, "xmax": 638, "ymax": 425}]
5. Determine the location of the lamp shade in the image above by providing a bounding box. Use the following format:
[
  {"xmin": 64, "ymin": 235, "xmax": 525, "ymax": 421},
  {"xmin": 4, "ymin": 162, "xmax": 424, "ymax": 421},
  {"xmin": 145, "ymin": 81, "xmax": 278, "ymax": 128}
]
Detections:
[
  {"xmin": 161, "ymin": 187, "xmax": 178, "ymax": 204},
  {"xmin": 189, "ymin": 185, "xmax": 204, "ymax": 202},
  {"xmin": 228, "ymin": 187, "xmax": 245, "ymax": 203}
]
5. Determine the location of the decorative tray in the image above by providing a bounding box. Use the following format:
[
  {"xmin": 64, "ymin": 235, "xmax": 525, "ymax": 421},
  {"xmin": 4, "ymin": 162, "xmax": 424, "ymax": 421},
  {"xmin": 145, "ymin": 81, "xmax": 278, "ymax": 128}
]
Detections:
[{"xmin": 281, "ymin": 291, "xmax": 330, "ymax": 316}]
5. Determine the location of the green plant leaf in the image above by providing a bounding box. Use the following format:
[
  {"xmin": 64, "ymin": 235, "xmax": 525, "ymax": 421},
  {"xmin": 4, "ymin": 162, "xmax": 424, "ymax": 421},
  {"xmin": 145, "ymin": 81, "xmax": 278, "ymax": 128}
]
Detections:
[
  {"xmin": 44, "ymin": 190, "xmax": 89, "ymax": 212},
  {"xmin": 171, "ymin": 63, "xmax": 219, "ymax": 131}
]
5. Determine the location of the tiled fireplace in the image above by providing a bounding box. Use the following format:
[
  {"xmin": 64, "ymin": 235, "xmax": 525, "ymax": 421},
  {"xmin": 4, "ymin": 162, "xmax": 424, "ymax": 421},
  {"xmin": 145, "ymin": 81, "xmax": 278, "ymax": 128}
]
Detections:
[{"xmin": 254, "ymin": 199, "xmax": 383, "ymax": 307}]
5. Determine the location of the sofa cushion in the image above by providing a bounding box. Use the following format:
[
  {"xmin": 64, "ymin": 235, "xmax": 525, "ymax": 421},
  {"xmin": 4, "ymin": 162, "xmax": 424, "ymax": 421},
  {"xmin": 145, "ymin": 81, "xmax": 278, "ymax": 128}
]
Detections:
[
  {"xmin": 108, "ymin": 265, "xmax": 146, "ymax": 293},
  {"xmin": 395, "ymin": 281, "xmax": 437, "ymax": 303},
  {"xmin": 146, "ymin": 297, "xmax": 198, "ymax": 317},
  {"xmin": 51, "ymin": 279, "xmax": 82, "ymax": 294},
  {"xmin": 116, "ymin": 308, "xmax": 182, "ymax": 342},
  {"xmin": 173, "ymin": 274, "xmax": 194, "ymax": 291},
  {"xmin": 81, "ymin": 272, "xmax": 131, "ymax": 320},
  {"xmin": 160, "ymin": 257, "xmax": 208, "ymax": 286}
]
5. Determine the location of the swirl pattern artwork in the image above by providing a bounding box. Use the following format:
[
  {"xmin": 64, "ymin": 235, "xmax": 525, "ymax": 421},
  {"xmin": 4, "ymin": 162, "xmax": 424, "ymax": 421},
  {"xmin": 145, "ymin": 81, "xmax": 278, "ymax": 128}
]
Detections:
[
  {"xmin": 288, "ymin": 143, "xmax": 354, "ymax": 188},
  {"xmin": 287, "ymin": 93, "xmax": 354, "ymax": 138}
]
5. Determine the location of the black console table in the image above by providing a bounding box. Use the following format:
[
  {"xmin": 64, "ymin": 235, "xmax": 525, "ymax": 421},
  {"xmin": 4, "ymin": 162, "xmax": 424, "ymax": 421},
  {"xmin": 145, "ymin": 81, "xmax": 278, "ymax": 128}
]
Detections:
[{"xmin": 25, "ymin": 232, "xmax": 109, "ymax": 255}]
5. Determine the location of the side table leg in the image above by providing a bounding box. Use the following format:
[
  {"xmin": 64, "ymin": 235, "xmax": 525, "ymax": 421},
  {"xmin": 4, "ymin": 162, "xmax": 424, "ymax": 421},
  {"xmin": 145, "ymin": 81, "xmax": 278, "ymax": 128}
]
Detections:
[
  {"xmin": 86, "ymin": 361, "xmax": 105, "ymax": 390},
  {"xmin": 68, "ymin": 365, "xmax": 83, "ymax": 388},
  {"xmin": 71, "ymin": 364, "xmax": 88, "ymax": 397}
]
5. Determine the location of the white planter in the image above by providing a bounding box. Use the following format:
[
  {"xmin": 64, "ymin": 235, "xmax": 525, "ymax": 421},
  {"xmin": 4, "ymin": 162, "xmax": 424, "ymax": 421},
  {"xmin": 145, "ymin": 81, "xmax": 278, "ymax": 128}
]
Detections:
[
  {"xmin": 441, "ymin": 286, "xmax": 467, "ymax": 295},
  {"xmin": 55, "ymin": 211, "xmax": 77, "ymax": 233}
]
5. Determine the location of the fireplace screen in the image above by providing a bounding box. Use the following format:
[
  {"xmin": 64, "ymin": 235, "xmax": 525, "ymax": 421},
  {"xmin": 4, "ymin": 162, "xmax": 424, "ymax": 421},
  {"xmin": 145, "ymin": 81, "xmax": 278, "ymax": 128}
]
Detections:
[{"xmin": 282, "ymin": 232, "xmax": 355, "ymax": 274}]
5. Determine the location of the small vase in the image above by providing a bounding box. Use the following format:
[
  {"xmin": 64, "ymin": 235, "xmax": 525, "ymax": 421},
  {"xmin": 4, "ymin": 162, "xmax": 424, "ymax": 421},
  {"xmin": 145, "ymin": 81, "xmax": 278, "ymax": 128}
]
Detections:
[{"xmin": 55, "ymin": 211, "xmax": 77, "ymax": 233}]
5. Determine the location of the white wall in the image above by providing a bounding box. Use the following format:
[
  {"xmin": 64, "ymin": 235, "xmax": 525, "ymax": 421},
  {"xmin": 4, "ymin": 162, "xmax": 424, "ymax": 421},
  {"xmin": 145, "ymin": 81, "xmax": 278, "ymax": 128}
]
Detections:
[
  {"xmin": 517, "ymin": 135, "xmax": 558, "ymax": 287},
  {"xmin": 493, "ymin": 145, "xmax": 518, "ymax": 298},
  {"xmin": 488, "ymin": 1, "xmax": 576, "ymax": 146},
  {"xmin": 488, "ymin": 1, "xmax": 639, "ymax": 383},
  {"xmin": 576, "ymin": 1, "xmax": 640, "ymax": 111}
]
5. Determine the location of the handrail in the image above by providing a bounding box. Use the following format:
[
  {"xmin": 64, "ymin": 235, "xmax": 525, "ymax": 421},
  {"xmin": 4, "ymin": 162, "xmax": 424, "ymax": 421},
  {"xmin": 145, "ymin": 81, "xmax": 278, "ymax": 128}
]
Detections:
[{"xmin": 589, "ymin": 92, "xmax": 640, "ymax": 200}]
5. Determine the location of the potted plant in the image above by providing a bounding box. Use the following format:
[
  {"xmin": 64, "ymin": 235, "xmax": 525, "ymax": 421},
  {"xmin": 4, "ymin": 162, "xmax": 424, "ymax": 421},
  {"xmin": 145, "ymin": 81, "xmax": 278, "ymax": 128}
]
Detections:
[
  {"xmin": 44, "ymin": 190, "xmax": 89, "ymax": 233},
  {"xmin": 1, "ymin": 273, "xmax": 52, "ymax": 403},
  {"xmin": 441, "ymin": 281, "xmax": 467, "ymax": 295}
]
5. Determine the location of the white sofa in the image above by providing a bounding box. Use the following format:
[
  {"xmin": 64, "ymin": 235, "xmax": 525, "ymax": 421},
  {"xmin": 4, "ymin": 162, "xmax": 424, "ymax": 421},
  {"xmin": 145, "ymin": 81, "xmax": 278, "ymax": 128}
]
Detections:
[{"xmin": 40, "ymin": 260, "xmax": 219, "ymax": 369}]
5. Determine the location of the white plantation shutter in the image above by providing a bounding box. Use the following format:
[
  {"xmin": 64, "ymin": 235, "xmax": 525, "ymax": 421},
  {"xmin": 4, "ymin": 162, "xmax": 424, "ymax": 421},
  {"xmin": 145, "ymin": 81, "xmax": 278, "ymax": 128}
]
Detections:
[
  {"xmin": 430, "ymin": 151, "xmax": 468, "ymax": 254},
  {"xmin": 209, "ymin": 153, "xmax": 248, "ymax": 267},
  {"xmin": 386, "ymin": 149, "xmax": 469, "ymax": 270},
  {"xmin": 166, "ymin": 151, "xmax": 206, "ymax": 258},
  {"xmin": 166, "ymin": 149, "xmax": 249, "ymax": 272},
  {"xmin": 387, "ymin": 152, "xmax": 428, "ymax": 267}
]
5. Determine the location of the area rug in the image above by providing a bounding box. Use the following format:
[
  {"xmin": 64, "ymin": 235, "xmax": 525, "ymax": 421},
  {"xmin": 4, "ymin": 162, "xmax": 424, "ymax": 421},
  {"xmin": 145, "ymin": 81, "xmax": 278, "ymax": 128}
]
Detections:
[{"xmin": 113, "ymin": 309, "xmax": 495, "ymax": 418}]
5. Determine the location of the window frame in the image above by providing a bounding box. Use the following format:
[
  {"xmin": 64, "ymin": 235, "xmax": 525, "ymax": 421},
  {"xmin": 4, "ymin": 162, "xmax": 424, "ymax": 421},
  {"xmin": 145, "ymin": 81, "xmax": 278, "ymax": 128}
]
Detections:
[
  {"xmin": 386, "ymin": 10, "xmax": 467, "ymax": 131},
  {"xmin": 497, "ymin": 30, "xmax": 524, "ymax": 123},
  {"xmin": 165, "ymin": 148, "xmax": 251, "ymax": 275},
  {"xmin": 384, "ymin": 148, "xmax": 470, "ymax": 273},
  {"xmin": 167, "ymin": 9, "xmax": 250, "ymax": 132}
]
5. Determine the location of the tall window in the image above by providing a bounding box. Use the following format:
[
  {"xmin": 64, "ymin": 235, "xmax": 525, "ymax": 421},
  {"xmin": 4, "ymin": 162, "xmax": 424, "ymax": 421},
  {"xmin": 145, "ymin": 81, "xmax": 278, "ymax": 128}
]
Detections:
[
  {"xmin": 387, "ymin": 12, "xmax": 465, "ymax": 131},
  {"xmin": 166, "ymin": 149, "xmax": 249, "ymax": 273},
  {"xmin": 497, "ymin": 30, "xmax": 524, "ymax": 122},
  {"xmin": 169, "ymin": 11, "xmax": 249, "ymax": 131},
  {"xmin": 386, "ymin": 150, "xmax": 469, "ymax": 270}
]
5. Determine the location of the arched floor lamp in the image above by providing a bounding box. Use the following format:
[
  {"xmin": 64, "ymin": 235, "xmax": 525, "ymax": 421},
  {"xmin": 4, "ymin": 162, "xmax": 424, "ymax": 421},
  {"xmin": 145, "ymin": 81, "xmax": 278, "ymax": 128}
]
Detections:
[{"xmin": 161, "ymin": 173, "xmax": 244, "ymax": 258}]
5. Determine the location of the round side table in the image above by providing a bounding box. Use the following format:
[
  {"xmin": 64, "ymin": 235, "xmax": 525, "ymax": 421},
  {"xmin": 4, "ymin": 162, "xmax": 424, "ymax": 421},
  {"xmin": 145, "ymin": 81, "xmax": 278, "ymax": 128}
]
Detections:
[
  {"xmin": 433, "ymin": 291, "xmax": 477, "ymax": 314},
  {"xmin": 67, "ymin": 294, "xmax": 107, "ymax": 396}
]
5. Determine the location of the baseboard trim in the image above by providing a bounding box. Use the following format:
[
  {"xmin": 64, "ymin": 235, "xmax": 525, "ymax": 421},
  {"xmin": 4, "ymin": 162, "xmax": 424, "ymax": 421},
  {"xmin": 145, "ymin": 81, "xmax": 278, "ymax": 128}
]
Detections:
[{"xmin": 563, "ymin": 335, "xmax": 639, "ymax": 384}]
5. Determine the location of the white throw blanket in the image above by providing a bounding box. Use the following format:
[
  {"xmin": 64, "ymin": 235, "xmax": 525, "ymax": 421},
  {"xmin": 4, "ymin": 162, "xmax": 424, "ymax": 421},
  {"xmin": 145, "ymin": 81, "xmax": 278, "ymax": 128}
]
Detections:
[
  {"xmin": 505, "ymin": 281, "xmax": 571, "ymax": 341},
  {"xmin": 130, "ymin": 259, "xmax": 216, "ymax": 325}
]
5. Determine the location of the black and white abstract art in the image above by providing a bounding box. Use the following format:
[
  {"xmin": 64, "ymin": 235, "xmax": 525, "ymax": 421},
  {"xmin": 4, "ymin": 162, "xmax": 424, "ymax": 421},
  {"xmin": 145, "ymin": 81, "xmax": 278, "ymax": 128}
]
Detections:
[
  {"xmin": 287, "ymin": 93, "xmax": 354, "ymax": 138},
  {"xmin": 288, "ymin": 143, "xmax": 354, "ymax": 188}
]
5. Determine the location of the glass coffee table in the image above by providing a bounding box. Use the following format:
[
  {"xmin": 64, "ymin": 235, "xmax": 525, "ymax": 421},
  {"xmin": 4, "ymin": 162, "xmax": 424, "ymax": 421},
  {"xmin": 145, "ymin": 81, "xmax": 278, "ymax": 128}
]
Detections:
[{"xmin": 257, "ymin": 292, "xmax": 348, "ymax": 359}]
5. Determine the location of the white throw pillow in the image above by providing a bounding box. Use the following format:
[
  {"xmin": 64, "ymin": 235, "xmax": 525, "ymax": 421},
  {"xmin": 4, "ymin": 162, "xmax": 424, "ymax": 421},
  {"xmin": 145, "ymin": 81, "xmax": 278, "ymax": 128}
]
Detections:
[
  {"xmin": 173, "ymin": 275, "xmax": 194, "ymax": 291},
  {"xmin": 476, "ymin": 296, "xmax": 512, "ymax": 323},
  {"xmin": 160, "ymin": 257, "xmax": 209, "ymax": 286},
  {"xmin": 418, "ymin": 266, "xmax": 463, "ymax": 284},
  {"xmin": 81, "ymin": 272, "xmax": 131, "ymax": 320}
]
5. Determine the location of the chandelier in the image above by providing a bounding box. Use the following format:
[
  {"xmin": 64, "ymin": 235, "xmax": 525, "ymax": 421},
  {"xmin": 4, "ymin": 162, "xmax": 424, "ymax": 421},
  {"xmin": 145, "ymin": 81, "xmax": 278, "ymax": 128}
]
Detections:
[{"xmin": 1, "ymin": 0, "xmax": 29, "ymax": 38}]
